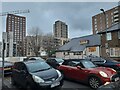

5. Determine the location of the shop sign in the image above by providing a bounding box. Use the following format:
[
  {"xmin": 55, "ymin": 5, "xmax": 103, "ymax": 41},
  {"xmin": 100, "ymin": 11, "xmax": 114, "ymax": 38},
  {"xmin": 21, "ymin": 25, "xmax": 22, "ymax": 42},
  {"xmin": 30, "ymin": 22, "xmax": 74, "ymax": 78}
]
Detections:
[
  {"xmin": 89, "ymin": 47, "xmax": 96, "ymax": 52},
  {"xmin": 80, "ymin": 40, "xmax": 89, "ymax": 45}
]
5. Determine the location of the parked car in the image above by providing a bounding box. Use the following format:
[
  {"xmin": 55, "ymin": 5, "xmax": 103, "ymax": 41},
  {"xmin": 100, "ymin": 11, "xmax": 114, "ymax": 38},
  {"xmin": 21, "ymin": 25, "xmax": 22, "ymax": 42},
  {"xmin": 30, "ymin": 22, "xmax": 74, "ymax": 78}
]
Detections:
[
  {"xmin": 46, "ymin": 58, "xmax": 64, "ymax": 69},
  {"xmin": 86, "ymin": 55, "xmax": 120, "ymax": 74},
  {"xmin": 98, "ymin": 74, "xmax": 120, "ymax": 90},
  {"xmin": 11, "ymin": 59, "xmax": 64, "ymax": 90},
  {"xmin": 0, "ymin": 61, "xmax": 13, "ymax": 75},
  {"xmin": 58, "ymin": 59, "xmax": 117, "ymax": 89}
]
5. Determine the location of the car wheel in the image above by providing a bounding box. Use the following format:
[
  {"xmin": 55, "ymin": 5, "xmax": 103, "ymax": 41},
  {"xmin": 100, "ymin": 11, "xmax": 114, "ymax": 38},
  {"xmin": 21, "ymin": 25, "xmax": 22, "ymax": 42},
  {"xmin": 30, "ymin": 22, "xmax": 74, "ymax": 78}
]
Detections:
[{"xmin": 88, "ymin": 77, "xmax": 101, "ymax": 89}]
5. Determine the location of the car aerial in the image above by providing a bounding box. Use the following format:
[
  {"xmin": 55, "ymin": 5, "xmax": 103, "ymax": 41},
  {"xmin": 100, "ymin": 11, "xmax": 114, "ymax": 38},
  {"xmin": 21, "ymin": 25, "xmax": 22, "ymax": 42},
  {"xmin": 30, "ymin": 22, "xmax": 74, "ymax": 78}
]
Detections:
[
  {"xmin": 46, "ymin": 58, "xmax": 64, "ymax": 69},
  {"xmin": 86, "ymin": 55, "xmax": 120, "ymax": 75},
  {"xmin": 0, "ymin": 61, "xmax": 13, "ymax": 76},
  {"xmin": 58, "ymin": 59, "xmax": 117, "ymax": 89},
  {"xmin": 11, "ymin": 59, "xmax": 64, "ymax": 90}
]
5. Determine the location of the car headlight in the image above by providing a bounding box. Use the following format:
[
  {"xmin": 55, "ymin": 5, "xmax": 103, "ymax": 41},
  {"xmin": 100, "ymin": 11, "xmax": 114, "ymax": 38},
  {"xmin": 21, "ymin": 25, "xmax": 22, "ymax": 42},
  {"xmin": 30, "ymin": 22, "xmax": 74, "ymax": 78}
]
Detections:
[
  {"xmin": 99, "ymin": 71, "xmax": 108, "ymax": 78},
  {"xmin": 32, "ymin": 75, "xmax": 45, "ymax": 83},
  {"xmin": 56, "ymin": 70, "xmax": 62, "ymax": 78},
  {"xmin": 111, "ymin": 69, "xmax": 116, "ymax": 72}
]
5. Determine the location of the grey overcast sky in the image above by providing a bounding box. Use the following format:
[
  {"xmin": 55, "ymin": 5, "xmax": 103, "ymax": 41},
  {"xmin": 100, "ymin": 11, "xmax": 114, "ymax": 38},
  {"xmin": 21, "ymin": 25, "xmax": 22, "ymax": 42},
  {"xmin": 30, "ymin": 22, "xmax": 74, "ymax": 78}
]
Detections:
[{"xmin": 0, "ymin": 2, "xmax": 118, "ymax": 42}]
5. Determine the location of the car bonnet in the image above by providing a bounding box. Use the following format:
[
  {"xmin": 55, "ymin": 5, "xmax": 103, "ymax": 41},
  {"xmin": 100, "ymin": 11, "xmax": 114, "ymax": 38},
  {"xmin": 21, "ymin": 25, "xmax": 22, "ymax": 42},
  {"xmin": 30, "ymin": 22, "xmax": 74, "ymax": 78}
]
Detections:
[{"xmin": 30, "ymin": 68, "xmax": 58, "ymax": 81}]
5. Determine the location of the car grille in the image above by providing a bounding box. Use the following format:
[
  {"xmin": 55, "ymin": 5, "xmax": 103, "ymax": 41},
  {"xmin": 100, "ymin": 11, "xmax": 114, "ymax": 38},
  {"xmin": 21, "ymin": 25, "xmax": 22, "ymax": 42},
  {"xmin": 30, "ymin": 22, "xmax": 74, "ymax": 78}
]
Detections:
[{"xmin": 44, "ymin": 77, "xmax": 57, "ymax": 83}]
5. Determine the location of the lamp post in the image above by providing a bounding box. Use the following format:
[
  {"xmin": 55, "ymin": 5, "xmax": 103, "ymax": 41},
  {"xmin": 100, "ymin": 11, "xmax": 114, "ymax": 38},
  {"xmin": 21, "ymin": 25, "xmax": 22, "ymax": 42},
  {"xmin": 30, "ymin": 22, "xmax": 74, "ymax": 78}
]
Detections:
[{"xmin": 100, "ymin": 9, "xmax": 109, "ymax": 57}]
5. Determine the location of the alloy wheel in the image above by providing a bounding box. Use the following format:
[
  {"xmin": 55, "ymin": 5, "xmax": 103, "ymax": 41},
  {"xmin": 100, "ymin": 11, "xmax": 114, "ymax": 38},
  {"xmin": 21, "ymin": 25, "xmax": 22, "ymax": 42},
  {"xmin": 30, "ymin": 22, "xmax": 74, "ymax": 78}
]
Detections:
[{"xmin": 89, "ymin": 77, "xmax": 100, "ymax": 89}]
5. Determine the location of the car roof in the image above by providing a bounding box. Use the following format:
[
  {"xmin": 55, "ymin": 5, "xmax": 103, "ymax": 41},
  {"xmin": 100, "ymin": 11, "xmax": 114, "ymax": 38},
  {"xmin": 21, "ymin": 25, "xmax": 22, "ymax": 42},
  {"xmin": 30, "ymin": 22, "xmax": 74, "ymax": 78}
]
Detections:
[
  {"xmin": 47, "ymin": 58, "xmax": 64, "ymax": 59},
  {"xmin": 64, "ymin": 59, "xmax": 86, "ymax": 61},
  {"xmin": 14, "ymin": 59, "xmax": 45, "ymax": 65},
  {"xmin": 23, "ymin": 60, "xmax": 44, "ymax": 65}
]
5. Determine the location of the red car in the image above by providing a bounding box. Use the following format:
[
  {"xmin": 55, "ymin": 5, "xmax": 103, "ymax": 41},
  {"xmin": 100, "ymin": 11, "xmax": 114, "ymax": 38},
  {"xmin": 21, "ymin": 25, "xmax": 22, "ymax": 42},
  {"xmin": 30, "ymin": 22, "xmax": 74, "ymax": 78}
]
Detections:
[{"xmin": 58, "ymin": 59, "xmax": 117, "ymax": 89}]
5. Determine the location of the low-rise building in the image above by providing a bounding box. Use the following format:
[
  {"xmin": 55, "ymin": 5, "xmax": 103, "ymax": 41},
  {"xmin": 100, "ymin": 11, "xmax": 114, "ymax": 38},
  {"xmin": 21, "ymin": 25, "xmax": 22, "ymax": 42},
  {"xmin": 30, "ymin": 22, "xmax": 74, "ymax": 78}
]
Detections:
[{"xmin": 56, "ymin": 34, "xmax": 101, "ymax": 59}]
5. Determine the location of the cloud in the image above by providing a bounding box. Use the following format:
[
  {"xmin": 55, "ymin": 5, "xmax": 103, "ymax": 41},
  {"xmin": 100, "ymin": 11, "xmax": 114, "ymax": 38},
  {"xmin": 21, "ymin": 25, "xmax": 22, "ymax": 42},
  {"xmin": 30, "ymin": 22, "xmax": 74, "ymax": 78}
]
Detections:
[{"xmin": 1, "ymin": 2, "xmax": 118, "ymax": 42}]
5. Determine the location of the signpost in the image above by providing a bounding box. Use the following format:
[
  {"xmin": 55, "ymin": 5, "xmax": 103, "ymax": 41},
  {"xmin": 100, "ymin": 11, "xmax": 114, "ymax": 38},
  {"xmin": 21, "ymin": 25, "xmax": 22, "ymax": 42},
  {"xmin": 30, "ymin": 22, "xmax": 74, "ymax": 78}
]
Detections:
[{"xmin": 2, "ymin": 39, "xmax": 5, "ymax": 88}]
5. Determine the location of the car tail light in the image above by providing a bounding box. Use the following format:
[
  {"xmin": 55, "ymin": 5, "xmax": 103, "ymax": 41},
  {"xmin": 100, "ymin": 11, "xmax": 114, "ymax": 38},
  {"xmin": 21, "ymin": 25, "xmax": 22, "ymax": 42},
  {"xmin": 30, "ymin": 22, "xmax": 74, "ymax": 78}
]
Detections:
[{"xmin": 116, "ymin": 64, "xmax": 120, "ymax": 67}]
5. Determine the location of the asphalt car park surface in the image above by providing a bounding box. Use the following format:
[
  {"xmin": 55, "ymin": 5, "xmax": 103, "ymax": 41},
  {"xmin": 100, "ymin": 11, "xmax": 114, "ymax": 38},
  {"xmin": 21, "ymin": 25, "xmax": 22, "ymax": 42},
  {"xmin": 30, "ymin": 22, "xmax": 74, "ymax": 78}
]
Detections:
[{"xmin": 1, "ymin": 76, "xmax": 92, "ymax": 90}]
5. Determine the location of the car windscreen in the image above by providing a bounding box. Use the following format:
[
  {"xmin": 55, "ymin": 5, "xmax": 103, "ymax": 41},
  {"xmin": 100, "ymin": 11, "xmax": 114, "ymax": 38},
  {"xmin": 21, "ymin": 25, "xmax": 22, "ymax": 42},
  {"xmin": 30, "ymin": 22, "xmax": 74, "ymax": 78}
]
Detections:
[
  {"xmin": 26, "ymin": 61, "xmax": 51, "ymax": 73},
  {"xmin": 81, "ymin": 60, "xmax": 96, "ymax": 68},
  {"xmin": 55, "ymin": 58, "xmax": 64, "ymax": 63}
]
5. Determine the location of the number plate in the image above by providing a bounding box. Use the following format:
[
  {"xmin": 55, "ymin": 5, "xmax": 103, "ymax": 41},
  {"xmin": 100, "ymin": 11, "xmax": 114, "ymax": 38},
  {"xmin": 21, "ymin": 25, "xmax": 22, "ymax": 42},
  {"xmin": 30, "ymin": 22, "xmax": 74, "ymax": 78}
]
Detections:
[
  {"xmin": 51, "ymin": 82, "xmax": 60, "ymax": 88},
  {"xmin": 115, "ymin": 77, "xmax": 119, "ymax": 81}
]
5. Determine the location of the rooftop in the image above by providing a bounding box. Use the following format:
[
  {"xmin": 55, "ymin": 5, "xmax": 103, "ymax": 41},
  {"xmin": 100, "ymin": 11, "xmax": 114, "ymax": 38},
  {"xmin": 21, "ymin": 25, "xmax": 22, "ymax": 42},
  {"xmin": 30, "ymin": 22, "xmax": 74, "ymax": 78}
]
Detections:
[{"xmin": 58, "ymin": 34, "xmax": 101, "ymax": 52}]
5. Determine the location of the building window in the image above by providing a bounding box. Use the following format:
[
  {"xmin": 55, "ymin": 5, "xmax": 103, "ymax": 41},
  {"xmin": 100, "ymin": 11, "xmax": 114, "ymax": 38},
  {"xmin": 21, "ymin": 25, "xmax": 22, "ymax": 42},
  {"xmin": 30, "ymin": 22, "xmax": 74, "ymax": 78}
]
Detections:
[
  {"xmin": 110, "ymin": 48, "xmax": 120, "ymax": 57},
  {"xmin": 118, "ymin": 31, "xmax": 120, "ymax": 39},
  {"xmin": 110, "ymin": 48, "xmax": 114, "ymax": 56},
  {"xmin": 107, "ymin": 32, "xmax": 112, "ymax": 40},
  {"xmin": 74, "ymin": 52, "xmax": 81, "ymax": 55},
  {"xmin": 107, "ymin": 25, "xmax": 109, "ymax": 28},
  {"xmin": 64, "ymin": 52, "xmax": 69, "ymax": 55}
]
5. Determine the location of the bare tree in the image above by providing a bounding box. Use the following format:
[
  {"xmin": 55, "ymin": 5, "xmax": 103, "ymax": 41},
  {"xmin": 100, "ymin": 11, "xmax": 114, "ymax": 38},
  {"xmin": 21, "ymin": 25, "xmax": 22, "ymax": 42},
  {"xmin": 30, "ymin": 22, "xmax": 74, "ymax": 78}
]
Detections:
[
  {"xmin": 27, "ymin": 27, "xmax": 43, "ymax": 56},
  {"xmin": 43, "ymin": 33, "xmax": 56, "ymax": 57}
]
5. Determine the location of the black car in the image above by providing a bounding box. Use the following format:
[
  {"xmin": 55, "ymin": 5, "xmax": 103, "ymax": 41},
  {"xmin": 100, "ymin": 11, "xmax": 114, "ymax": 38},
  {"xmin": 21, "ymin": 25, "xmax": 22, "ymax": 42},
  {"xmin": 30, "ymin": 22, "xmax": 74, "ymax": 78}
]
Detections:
[
  {"xmin": 11, "ymin": 59, "xmax": 64, "ymax": 90},
  {"xmin": 86, "ymin": 56, "xmax": 120, "ymax": 74},
  {"xmin": 46, "ymin": 58, "xmax": 64, "ymax": 69},
  {"xmin": 0, "ymin": 61, "xmax": 13, "ymax": 75}
]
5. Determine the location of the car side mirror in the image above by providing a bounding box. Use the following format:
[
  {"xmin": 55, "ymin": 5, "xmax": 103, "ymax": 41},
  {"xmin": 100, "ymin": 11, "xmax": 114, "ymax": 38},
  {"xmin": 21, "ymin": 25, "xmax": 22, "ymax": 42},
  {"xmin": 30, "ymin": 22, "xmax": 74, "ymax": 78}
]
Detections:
[{"xmin": 77, "ymin": 66, "xmax": 82, "ymax": 70}]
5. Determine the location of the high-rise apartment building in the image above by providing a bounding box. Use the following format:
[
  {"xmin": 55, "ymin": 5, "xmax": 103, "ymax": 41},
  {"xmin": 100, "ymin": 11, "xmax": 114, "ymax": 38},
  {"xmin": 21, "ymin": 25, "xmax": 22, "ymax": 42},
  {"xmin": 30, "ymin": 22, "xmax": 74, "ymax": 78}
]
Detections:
[
  {"xmin": 6, "ymin": 14, "xmax": 26, "ymax": 56},
  {"xmin": 53, "ymin": 20, "xmax": 68, "ymax": 38},
  {"xmin": 92, "ymin": 5, "xmax": 120, "ymax": 34}
]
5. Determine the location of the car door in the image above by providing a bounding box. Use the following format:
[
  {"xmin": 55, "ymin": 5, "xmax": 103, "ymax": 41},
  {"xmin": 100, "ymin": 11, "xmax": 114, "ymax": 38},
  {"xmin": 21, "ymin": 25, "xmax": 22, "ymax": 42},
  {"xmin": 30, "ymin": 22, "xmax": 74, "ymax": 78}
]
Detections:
[
  {"xmin": 12, "ymin": 62, "xmax": 22, "ymax": 84},
  {"xmin": 13, "ymin": 62, "xmax": 27, "ymax": 87},
  {"xmin": 60, "ymin": 61, "xmax": 76, "ymax": 78},
  {"xmin": 18, "ymin": 63, "xmax": 28, "ymax": 87},
  {"xmin": 70, "ymin": 62, "xmax": 89, "ymax": 82}
]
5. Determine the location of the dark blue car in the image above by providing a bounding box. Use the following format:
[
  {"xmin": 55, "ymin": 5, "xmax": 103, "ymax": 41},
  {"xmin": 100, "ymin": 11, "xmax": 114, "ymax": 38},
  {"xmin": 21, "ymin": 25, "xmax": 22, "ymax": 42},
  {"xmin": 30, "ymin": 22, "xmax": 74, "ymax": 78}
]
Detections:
[{"xmin": 86, "ymin": 56, "xmax": 120, "ymax": 74}]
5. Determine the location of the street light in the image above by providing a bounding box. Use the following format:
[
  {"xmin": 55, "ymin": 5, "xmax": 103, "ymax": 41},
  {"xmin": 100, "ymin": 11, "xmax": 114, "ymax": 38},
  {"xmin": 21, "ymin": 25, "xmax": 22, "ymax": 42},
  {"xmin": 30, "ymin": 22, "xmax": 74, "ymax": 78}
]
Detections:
[{"xmin": 100, "ymin": 8, "xmax": 109, "ymax": 57}]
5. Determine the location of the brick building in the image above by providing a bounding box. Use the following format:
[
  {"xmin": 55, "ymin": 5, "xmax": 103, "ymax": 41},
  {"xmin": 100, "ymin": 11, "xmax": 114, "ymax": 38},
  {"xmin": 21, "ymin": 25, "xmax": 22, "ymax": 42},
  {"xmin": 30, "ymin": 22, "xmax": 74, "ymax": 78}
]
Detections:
[
  {"xmin": 6, "ymin": 14, "xmax": 26, "ymax": 56},
  {"xmin": 98, "ymin": 23, "xmax": 120, "ymax": 61},
  {"xmin": 92, "ymin": 5, "xmax": 120, "ymax": 34}
]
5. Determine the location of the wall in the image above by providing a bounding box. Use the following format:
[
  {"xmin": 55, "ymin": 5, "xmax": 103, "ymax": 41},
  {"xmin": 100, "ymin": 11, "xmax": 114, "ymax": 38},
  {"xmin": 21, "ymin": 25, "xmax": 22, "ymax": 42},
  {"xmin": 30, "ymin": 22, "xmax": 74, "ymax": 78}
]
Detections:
[
  {"xmin": 56, "ymin": 46, "xmax": 100, "ymax": 59},
  {"xmin": 56, "ymin": 52, "xmax": 84, "ymax": 59}
]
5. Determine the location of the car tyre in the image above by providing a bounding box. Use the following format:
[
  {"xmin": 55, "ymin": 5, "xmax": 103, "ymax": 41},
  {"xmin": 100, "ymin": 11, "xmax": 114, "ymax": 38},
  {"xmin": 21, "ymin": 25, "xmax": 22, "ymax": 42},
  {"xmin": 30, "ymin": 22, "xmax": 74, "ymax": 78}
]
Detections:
[{"xmin": 88, "ymin": 77, "xmax": 101, "ymax": 89}]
